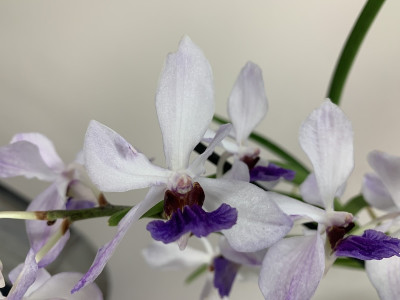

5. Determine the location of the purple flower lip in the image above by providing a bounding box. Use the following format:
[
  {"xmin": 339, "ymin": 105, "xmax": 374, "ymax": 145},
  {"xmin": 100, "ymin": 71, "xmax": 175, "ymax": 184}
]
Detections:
[
  {"xmin": 213, "ymin": 256, "xmax": 240, "ymax": 298},
  {"xmin": 146, "ymin": 204, "xmax": 238, "ymax": 244},
  {"xmin": 250, "ymin": 163, "xmax": 296, "ymax": 182},
  {"xmin": 334, "ymin": 229, "xmax": 400, "ymax": 260}
]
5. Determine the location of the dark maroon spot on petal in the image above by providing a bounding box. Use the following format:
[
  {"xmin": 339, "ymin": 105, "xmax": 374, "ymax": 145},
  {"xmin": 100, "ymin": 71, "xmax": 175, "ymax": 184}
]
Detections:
[
  {"xmin": 327, "ymin": 222, "xmax": 355, "ymax": 249},
  {"xmin": 163, "ymin": 182, "xmax": 205, "ymax": 218}
]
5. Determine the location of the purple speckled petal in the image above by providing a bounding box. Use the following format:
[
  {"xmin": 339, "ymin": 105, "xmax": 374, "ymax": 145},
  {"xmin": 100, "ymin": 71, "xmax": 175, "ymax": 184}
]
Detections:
[
  {"xmin": 250, "ymin": 163, "xmax": 295, "ymax": 182},
  {"xmin": 72, "ymin": 186, "xmax": 164, "ymax": 293},
  {"xmin": 7, "ymin": 249, "xmax": 38, "ymax": 300},
  {"xmin": 335, "ymin": 230, "xmax": 400, "ymax": 260},
  {"xmin": 213, "ymin": 256, "xmax": 240, "ymax": 298},
  {"xmin": 147, "ymin": 204, "xmax": 237, "ymax": 243},
  {"xmin": 259, "ymin": 234, "xmax": 325, "ymax": 300}
]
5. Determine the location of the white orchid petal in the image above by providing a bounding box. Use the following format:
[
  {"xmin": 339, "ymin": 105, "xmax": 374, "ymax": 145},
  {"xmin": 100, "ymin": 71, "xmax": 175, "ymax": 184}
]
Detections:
[
  {"xmin": 259, "ymin": 234, "xmax": 325, "ymax": 300},
  {"xmin": 219, "ymin": 237, "xmax": 266, "ymax": 266},
  {"xmin": 156, "ymin": 36, "xmax": 214, "ymax": 170},
  {"xmin": 273, "ymin": 192, "xmax": 326, "ymax": 224},
  {"xmin": 11, "ymin": 133, "xmax": 65, "ymax": 172},
  {"xmin": 228, "ymin": 62, "xmax": 268, "ymax": 144},
  {"xmin": 142, "ymin": 241, "xmax": 210, "ymax": 270},
  {"xmin": 199, "ymin": 178, "xmax": 292, "ymax": 252},
  {"xmin": 28, "ymin": 272, "xmax": 103, "ymax": 300},
  {"xmin": 189, "ymin": 124, "xmax": 232, "ymax": 177},
  {"xmin": 222, "ymin": 159, "xmax": 250, "ymax": 182},
  {"xmin": 0, "ymin": 141, "xmax": 57, "ymax": 181},
  {"xmin": 20, "ymin": 268, "xmax": 51, "ymax": 297},
  {"xmin": 368, "ymin": 150, "xmax": 400, "ymax": 209},
  {"xmin": 300, "ymin": 173, "xmax": 325, "ymax": 208},
  {"xmin": 362, "ymin": 173, "xmax": 397, "ymax": 211},
  {"xmin": 84, "ymin": 120, "xmax": 171, "ymax": 192},
  {"xmin": 299, "ymin": 99, "xmax": 354, "ymax": 210},
  {"xmin": 366, "ymin": 257, "xmax": 400, "ymax": 300}
]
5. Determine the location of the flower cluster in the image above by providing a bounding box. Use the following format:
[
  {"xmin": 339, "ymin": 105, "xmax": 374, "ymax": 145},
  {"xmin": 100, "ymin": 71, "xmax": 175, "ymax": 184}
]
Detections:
[{"xmin": 0, "ymin": 33, "xmax": 399, "ymax": 300}]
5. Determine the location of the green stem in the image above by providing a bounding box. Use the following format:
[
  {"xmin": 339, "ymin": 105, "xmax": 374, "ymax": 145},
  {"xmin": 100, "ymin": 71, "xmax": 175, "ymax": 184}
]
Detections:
[
  {"xmin": 45, "ymin": 205, "xmax": 131, "ymax": 222},
  {"xmin": 327, "ymin": 0, "xmax": 385, "ymax": 105}
]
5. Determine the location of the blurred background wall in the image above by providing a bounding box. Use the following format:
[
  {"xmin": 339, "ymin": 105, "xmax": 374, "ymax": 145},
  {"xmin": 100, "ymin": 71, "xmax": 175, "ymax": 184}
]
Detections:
[{"xmin": 0, "ymin": 1, "xmax": 399, "ymax": 299}]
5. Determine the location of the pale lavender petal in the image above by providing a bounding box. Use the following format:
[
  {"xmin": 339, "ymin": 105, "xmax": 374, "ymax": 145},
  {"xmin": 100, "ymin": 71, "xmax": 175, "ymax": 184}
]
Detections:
[
  {"xmin": 222, "ymin": 160, "xmax": 250, "ymax": 182},
  {"xmin": 188, "ymin": 124, "xmax": 232, "ymax": 177},
  {"xmin": 335, "ymin": 230, "xmax": 400, "ymax": 260},
  {"xmin": 142, "ymin": 242, "xmax": 210, "ymax": 270},
  {"xmin": 272, "ymin": 192, "xmax": 326, "ymax": 224},
  {"xmin": 147, "ymin": 204, "xmax": 237, "ymax": 243},
  {"xmin": 67, "ymin": 180, "xmax": 98, "ymax": 205},
  {"xmin": 259, "ymin": 234, "xmax": 325, "ymax": 300},
  {"xmin": 156, "ymin": 35, "xmax": 214, "ymax": 170},
  {"xmin": 13, "ymin": 268, "xmax": 51, "ymax": 298},
  {"xmin": 368, "ymin": 150, "xmax": 400, "ymax": 209},
  {"xmin": 300, "ymin": 173, "xmax": 325, "ymax": 207},
  {"xmin": 72, "ymin": 186, "xmax": 164, "ymax": 293},
  {"xmin": 28, "ymin": 272, "xmax": 103, "ymax": 300},
  {"xmin": 219, "ymin": 237, "xmax": 266, "ymax": 266},
  {"xmin": 202, "ymin": 129, "xmax": 239, "ymax": 154},
  {"xmin": 25, "ymin": 183, "xmax": 70, "ymax": 267},
  {"xmin": 0, "ymin": 141, "xmax": 56, "ymax": 181},
  {"xmin": 7, "ymin": 250, "xmax": 38, "ymax": 300},
  {"xmin": 84, "ymin": 120, "xmax": 171, "ymax": 192},
  {"xmin": 366, "ymin": 256, "xmax": 400, "ymax": 300},
  {"xmin": 199, "ymin": 178, "xmax": 293, "ymax": 252},
  {"xmin": 299, "ymin": 99, "xmax": 354, "ymax": 210},
  {"xmin": 250, "ymin": 163, "xmax": 295, "ymax": 182},
  {"xmin": 11, "ymin": 133, "xmax": 65, "ymax": 172},
  {"xmin": 228, "ymin": 62, "xmax": 268, "ymax": 144},
  {"xmin": 213, "ymin": 256, "xmax": 240, "ymax": 298},
  {"xmin": 362, "ymin": 173, "xmax": 397, "ymax": 211}
]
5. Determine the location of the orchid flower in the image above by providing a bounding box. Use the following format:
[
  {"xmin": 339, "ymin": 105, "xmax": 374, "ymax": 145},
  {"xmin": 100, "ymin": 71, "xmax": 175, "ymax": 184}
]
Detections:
[
  {"xmin": 259, "ymin": 99, "xmax": 355, "ymax": 299},
  {"xmin": 204, "ymin": 62, "xmax": 295, "ymax": 185},
  {"xmin": 142, "ymin": 237, "xmax": 265, "ymax": 299},
  {"xmin": 0, "ymin": 133, "xmax": 101, "ymax": 297},
  {"xmin": 76, "ymin": 36, "xmax": 292, "ymax": 293},
  {"xmin": 259, "ymin": 100, "xmax": 400, "ymax": 300},
  {"xmin": 1, "ymin": 256, "xmax": 102, "ymax": 300},
  {"xmin": 360, "ymin": 150, "xmax": 400, "ymax": 299}
]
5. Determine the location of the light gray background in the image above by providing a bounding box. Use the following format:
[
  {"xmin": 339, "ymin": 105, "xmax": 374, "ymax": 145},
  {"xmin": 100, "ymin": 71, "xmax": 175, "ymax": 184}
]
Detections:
[{"xmin": 0, "ymin": 1, "xmax": 399, "ymax": 299}]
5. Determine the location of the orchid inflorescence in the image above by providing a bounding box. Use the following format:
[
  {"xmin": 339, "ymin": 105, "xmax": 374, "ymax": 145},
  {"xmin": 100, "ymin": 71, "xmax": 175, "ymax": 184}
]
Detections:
[{"xmin": 0, "ymin": 2, "xmax": 397, "ymax": 299}]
